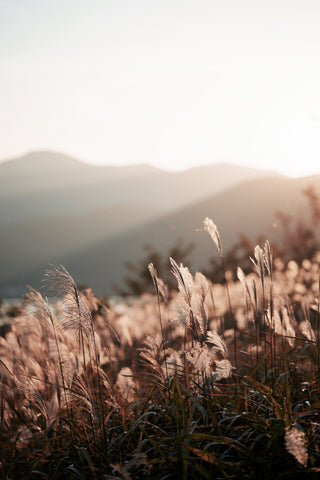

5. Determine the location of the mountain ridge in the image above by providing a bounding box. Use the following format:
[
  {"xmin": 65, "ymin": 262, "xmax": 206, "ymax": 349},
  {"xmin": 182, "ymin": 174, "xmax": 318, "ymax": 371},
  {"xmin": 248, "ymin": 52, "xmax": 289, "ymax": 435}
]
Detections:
[
  {"xmin": 0, "ymin": 149, "xmax": 283, "ymax": 177},
  {"xmin": 0, "ymin": 150, "xmax": 295, "ymax": 297},
  {"xmin": 2, "ymin": 172, "xmax": 318, "ymax": 297},
  {"xmin": 0, "ymin": 150, "xmax": 280, "ymax": 221}
]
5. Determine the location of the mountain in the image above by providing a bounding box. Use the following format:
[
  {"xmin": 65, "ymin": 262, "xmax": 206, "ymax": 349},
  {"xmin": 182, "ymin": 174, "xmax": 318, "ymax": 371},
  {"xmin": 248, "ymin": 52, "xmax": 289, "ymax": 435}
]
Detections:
[
  {"xmin": 56, "ymin": 173, "xmax": 319, "ymax": 295},
  {"xmin": 0, "ymin": 150, "xmax": 279, "ymax": 224},
  {"xmin": 3, "ymin": 172, "xmax": 319, "ymax": 297},
  {"xmin": 0, "ymin": 151, "xmax": 162, "ymax": 221},
  {"xmin": 0, "ymin": 151, "xmax": 88, "ymax": 174},
  {"xmin": 0, "ymin": 150, "xmax": 285, "ymax": 297},
  {"xmin": 0, "ymin": 203, "xmax": 165, "ymax": 293}
]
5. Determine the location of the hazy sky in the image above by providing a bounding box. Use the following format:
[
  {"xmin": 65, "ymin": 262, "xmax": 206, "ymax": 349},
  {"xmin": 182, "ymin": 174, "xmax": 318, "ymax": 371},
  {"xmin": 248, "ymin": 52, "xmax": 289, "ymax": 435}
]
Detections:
[{"xmin": 1, "ymin": 0, "xmax": 320, "ymax": 176}]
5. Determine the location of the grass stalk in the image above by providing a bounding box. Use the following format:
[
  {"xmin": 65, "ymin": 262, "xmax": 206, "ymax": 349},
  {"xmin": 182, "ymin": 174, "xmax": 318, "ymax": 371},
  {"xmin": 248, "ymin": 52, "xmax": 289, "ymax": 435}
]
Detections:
[{"xmin": 149, "ymin": 264, "xmax": 170, "ymax": 387}]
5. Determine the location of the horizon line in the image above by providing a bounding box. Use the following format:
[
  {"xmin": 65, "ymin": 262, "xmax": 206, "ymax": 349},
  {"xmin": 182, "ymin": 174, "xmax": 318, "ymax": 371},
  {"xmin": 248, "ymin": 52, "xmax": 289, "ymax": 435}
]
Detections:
[{"xmin": 0, "ymin": 147, "xmax": 316, "ymax": 179}]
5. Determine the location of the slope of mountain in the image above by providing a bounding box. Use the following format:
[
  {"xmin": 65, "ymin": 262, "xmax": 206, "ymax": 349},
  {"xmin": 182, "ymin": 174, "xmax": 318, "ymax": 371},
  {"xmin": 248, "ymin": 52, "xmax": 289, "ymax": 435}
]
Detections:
[
  {"xmin": 0, "ymin": 150, "xmax": 280, "ymax": 224},
  {"xmin": 0, "ymin": 151, "xmax": 160, "ymax": 200},
  {"xmin": 0, "ymin": 150, "xmax": 286, "ymax": 297},
  {"xmin": 0, "ymin": 203, "xmax": 165, "ymax": 295},
  {"xmin": 4, "ymin": 173, "xmax": 319, "ymax": 297},
  {"xmin": 0, "ymin": 151, "xmax": 88, "ymax": 174}
]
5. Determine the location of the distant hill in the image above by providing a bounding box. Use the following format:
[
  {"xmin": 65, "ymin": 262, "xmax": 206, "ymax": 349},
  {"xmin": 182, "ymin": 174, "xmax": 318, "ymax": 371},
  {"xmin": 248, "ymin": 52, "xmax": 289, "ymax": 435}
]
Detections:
[
  {"xmin": 0, "ymin": 150, "xmax": 284, "ymax": 297},
  {"xmin": 3, "ymin": 172, "xmax": 319, "ymax": 297},
  {"xmin": 0, "ymin": 151, "xmax": 161, "ymax": 203},
  {"xmin": 53, "ymin": 173, "xmax": 319, "ymax": 295},
  {"xmin": 0, "ymin": 151, "xmax": 88, "ymax": 174},
  {"xmin": 0, "ymin": 150, "xmax": 279, "ymax": 223},
  {"xmin": 0, "ymin": 203, "xmax": 165, "ymax": 294}
]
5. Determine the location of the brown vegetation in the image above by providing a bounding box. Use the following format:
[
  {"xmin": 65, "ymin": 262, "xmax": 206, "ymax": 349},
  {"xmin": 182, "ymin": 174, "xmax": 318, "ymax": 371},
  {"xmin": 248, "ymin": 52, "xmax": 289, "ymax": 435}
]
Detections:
[{"xmin": 1, "ymin": 218, "xmax": 320, "ymax": 479}]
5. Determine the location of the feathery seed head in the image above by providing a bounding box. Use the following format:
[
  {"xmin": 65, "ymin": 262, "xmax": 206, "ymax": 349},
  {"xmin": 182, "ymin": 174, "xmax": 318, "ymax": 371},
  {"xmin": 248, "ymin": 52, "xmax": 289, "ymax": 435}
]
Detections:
[
  {"xmin": 285, "ymin": 424, "xmax": 308, "ymax": 467},
  {"xmin": 214, "ymin": 359, "xmax": 233, "ymax": 380},
  {"xmin": 116, "ymin": 367, "xmax": 136, "ymax": 403},
  {"xmin": 43, "ymin": 265, "xmax": 93, "ymax": 343},
  {"xmin": 203, "ymin": 217, "xmax": 223, "ymax": 257},
  {"xmin": 250, "ymin": 245, "xmax": 265, "ymax": 287},
  {"xmin": 148, "ymin": 262, "xmax": 168, "ymax": 303},
  {"xmin": 169, "ymin": 257, "xmax": 193, "ymax": 304},
  {"xmin": 206, "ymin": 330, "xmax": 228, "ymax": 357},
  {"xmin": 264, "ymin": 240, "xmax": 273, "ymax": 279},
  {"xmin": 186, "ymin": 343, "xmax": 214, "ymax": 379},
  {"xmin": 237, "ymin": 267, "xmax": 246, "ymax": 286}
]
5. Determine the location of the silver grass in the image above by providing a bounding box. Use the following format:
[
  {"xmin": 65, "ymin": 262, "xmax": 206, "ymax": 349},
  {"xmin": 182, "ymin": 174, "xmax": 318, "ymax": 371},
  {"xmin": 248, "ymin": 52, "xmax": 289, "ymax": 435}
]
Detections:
[
  {"xmin": 42, "ymin": 265, "xmax": 93, "ymax": 343},
  {"xmin": 206, "ymin": 330, "xmax": 228, "ymax": 357},
  {"xmin": 162, "ymin": 348, "xmax": 184, "ymax": 377},
  {"xmin": 266, "ymin": 306, "xmax": 282, "ymax": 335},
  {"xmin": 17, "ymin": 407, "xmax": 38, "ymax": 429},
  {"xmin": 186, "ymin": 343, "xmax": 214, "ymax": 379},
  {"xmin": 214, "ymin": 359, "xmax": 233, "ymax": 380},
  {"xmin": 194, "ymin": 272, "xmax": 210, "ymax": 335},
  {"xmin": 237, "ymin": 267, "xmax": 253, "ymax": 303},
  {"xmin": 139, "ymin": 334, "xmax": 165, "ymax": 378},
  {"xmin": 194, "ymin": 272, "xmax": 210, "ymax": 299},
  {"xmin": 285, "ymin": 424, "xmax": 308, "ymax": 467},
  {"xmin": 148, "ymin": 263, "xmax": 168, "ymax": 304},
  {"xmin": 148, "ymin": 262, "xmax": 170, "ymax": 382},
  {"xmin": 202, "ymin": 217, "xmax": 237, "ymax": 367},
  {"xmin": 142, "ymin": 334, "xmax": 164, "ymax": 357},
  {"xmin": 48, "ymin": 340, "xmax": 76, "ymax": 389},
  {"xmin": 300, "ymin": 302, "xmax": 316, "ymax": 342},
  {"xmin": 193, "ymin": 290, "xmax": 208, "ymax": 337},
  {"xmin": 60, "ymin": 292, "xmax": 93, "ymax": 343},
  {"xmin": 172, "ymin": 296, "xmax": 193, "ymax": 328},
  {"xmin": 237, "ymin": 267, "xmax": 247, "ymax": 287},
  {"xmin": 203, "ymin": 217, "xmax": 223, "ymax": 257},
  {"xmin": 139, "ymin": 350, "xmax": 164, "ymax": 377},
  {"xmin": 299, "ymin": 320, "xmax": 316, "ymax": 342},
  {"xmin": 264, "ymin": 240, "xmax": 273, "ymax": 280},
  {"xmin": 281, "ymin": 306, "xmax": 296, "ymax": 347},
  {"xmin": 43, "ymin": 264, "xmax": 80, "ymax": 299},
  {"xmin": 16, "ymin": 379, "xmax": 49, "ymax": 423},
  {"xmin": 251, "ymin": 278, "xmax": 258, "ymax": 309},
  {"xmin": 25, "ymin": 287, "xmax": 75, "ymax": 417},
  {"xmin": 70, "ymin": 374, "xmax": 97, "ymax": 422},
  {"xmin": 25, "ymin": 288, "xmax": 59, "ymax": 331},
  {"xmin": 169, "ymin": 257, "xmax": 193, "ymax": 304},
  {"xmin": 250, "ymin": 245, "xmax": 265, "ymax": 287},
  {"xmin": 96, "ymin": 367, "xmax": 114, "ymax": 398},
  {"xmin": 115, "ymin": 367, "xmax": 136, "ymax": 403},
  {"xmin": 170, "ymin": 258, "xmax": 208, "ymax": 340},
  {"xmin": 186, "ymin": 333, "xmax": 232, "ymax": 383}
]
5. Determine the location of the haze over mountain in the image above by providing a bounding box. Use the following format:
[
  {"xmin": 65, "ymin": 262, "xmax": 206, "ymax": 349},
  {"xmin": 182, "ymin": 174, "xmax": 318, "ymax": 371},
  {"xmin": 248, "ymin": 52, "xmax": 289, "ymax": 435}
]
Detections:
[
  {"xmin": 0, "ymin": 150, "xmax": 286, "ymax": 296},
  {"xmin": 1, "ymin": 151, "xmax": 159, "ymax": 195},
  {"xmin": 0, "ymin": 150, "xmax": 278, "ymax": 224},
  {"xmin": 18, "ymin": 172, "xmax": 317, "ymax": 296}
]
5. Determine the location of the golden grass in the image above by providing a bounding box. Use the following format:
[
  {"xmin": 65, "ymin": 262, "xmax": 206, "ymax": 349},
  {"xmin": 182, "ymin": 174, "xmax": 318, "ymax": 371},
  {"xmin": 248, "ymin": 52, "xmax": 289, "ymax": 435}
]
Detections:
[{"xmin": 0, "ymin": 220, "xmax": 320, "ymax": 479}]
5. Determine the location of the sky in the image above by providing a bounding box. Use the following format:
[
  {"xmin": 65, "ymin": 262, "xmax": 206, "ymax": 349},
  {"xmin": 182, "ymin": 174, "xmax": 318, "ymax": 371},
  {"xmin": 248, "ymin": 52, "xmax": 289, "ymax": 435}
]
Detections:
[{"xmin": 1, "ymin": 0, "xmax": 320, "ymax": 177}]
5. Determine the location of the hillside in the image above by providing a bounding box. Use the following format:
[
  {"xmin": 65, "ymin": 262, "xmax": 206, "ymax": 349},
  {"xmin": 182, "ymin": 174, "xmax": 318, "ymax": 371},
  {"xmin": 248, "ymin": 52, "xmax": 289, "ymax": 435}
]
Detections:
[
  {"xmin": 4, "ymin": 173, "xmax": 320, "ymax": 297},
  {"xmin": 0, "ymin": 151, "xmax": 284, "ymax": 296},
  {"xmin": 0, "ymin": 151, "xmax": 88, "ymax": 174},
  {"xmin": 0, "ymin": 151, "xmax": 279, "ymax": 223},
  {"xmin": 0, "ymin": 203, "xmax": 165, "ymax": 295}
]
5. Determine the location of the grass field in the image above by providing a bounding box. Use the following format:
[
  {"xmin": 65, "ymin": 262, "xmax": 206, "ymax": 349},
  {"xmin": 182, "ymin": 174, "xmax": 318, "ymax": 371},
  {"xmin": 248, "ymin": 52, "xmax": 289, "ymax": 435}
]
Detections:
[{"xmin": 1, "ymin": 219, "xmax": 320, "ymax": 479}]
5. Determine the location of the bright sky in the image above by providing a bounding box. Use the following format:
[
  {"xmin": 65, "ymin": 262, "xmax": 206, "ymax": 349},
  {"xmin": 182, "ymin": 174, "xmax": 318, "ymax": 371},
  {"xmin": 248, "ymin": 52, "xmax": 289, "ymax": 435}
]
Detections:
[{"xmin": 1, "ymin": 0, "xmax": 320, "ymax": 177}]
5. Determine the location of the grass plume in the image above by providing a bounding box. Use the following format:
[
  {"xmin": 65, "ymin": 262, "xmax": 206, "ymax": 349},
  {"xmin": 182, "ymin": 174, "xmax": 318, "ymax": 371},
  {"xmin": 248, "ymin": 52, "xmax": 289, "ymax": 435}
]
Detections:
[{"xmin": 1, "ymin": 223, "xmax": 320, "ymax": 479}]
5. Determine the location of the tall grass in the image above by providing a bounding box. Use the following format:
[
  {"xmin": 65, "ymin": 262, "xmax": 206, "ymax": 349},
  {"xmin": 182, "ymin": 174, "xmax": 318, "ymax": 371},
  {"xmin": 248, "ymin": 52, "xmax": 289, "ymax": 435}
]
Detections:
[{"xmin": 1, "ymin": 218, "xmax": 320, "ymax": 479}]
